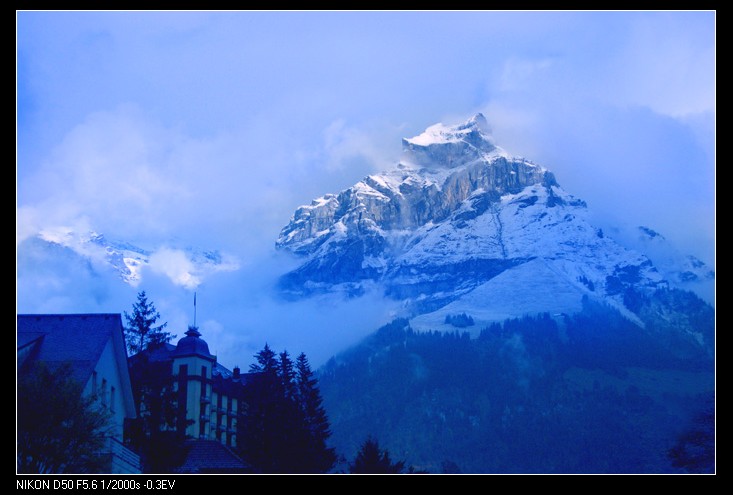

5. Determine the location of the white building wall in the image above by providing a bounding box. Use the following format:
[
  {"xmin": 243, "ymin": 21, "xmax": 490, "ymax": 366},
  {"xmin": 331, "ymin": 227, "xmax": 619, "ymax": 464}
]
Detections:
[
  {"xmin": 83, "ymin": 340, "xmax": 127, "ymax": 440},
  {"xmin": 81, "ymin": 338, "xmax": 141, "ymax": 473},
  {"xmin": 173, "ymin": 356, "xmax": 213, "ymax": 439}
]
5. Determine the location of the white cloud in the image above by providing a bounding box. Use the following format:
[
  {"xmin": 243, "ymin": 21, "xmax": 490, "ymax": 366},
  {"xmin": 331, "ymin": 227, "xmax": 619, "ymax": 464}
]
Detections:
[
  {"xmin": 499, "ymin": 57, "xmax": 555, "ymax": 93},
  {"xmin": 320, "ymin": 119, "xmax": 393, "ymax": 173},
  {"xmin": 17, "ymin": 11, "xmax": 715, "ymax": 367},
  {"xmin": 601, "ymin": 13, "xmax": 715, "ymax": 118},
  {"xmin": 18, "ymin": 106, "xmax": 192, "ymax": 240},
  {"xmin": 147, "ymin": 247, "xmax": 201, "ymax": 289}
]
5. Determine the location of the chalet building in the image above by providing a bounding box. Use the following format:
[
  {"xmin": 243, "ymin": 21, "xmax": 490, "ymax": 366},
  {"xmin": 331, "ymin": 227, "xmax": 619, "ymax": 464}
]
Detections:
[
  {"xmin": 129, "ymin": 325, "xmax": 249, "ymax": 472},
  {"xmin": 131, "ymin": 326, "xmax": 248, "ymax": 449},
  {"xmin": 17, "ymin": 314, "xmax": 141, "ymax": 474}
]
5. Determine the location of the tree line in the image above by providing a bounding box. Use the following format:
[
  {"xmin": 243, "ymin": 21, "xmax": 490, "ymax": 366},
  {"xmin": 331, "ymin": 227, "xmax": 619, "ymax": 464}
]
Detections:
[
  {"xmin": 319, "ymin": 310, "xmax": 714, "ymax": 474},
  {"xmin": 19, "ymin": 290, "xmax": 713, "ymax": 473},
  {"xmin": 18, "ymin": 291, "xmax": 414, "ymax": 474}
]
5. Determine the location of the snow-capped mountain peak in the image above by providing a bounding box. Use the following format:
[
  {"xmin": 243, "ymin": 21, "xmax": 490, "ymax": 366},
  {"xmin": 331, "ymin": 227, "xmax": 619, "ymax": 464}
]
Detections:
[
  {"xmin": 403, "ymin": 112, "xmax": 493, "ymax": 147},
  {"xmin": 276, "ymin": 114, "xmax": 713, "ymax": 340},
  {"xmin": 401, "ymin": 113, "xmax": 510, "ymax": 170}
]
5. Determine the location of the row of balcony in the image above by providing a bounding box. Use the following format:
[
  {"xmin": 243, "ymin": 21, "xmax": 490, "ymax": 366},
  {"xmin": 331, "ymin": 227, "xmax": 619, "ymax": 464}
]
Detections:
[
  {"xmin": 200, "ymin": 396, "xmax": 237, "ymax": 415},
  {"xmin": 198, "ymin": 418, "xmax": 236, "ymax": 435},
  {"xmin": 200, "ymin": 414, "xmax": 236, "ymax": 426}
]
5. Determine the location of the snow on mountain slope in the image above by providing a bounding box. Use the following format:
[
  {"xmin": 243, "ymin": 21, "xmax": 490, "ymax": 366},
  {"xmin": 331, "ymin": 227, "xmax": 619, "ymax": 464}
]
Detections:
[
  {"xmin": 609, "ymin": 226, "xmax": 715, "ymax": 304},
  {"xmin": 276, "ymin": 113, "xmax": 710, "ymax": 327},
  {"xmin": 410, "ymin": 258, "xmax": 589, "ymax": 333},
  {"xmin": 34, "ymin": 228, "xmax": 238, "ymax": 288}
]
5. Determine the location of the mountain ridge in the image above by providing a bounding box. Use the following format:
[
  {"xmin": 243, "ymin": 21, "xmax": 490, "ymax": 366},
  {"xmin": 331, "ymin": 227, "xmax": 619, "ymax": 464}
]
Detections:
[
  {"xmin": 31, "ymin": 228, "xmax": 238, "ymax": 289},
  {"xmin": 276, "ymin": 114, "xmax": 713, "ymax": 335}
]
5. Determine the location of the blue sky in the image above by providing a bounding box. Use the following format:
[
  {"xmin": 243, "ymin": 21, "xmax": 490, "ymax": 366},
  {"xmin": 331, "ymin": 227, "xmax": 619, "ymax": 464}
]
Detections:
[{"xmin": 16, "ymin": 11, "xmax": 715, "ymax": 366}]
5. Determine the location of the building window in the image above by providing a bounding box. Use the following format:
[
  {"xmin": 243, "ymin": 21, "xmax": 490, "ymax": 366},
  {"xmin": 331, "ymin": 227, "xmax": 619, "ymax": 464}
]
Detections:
[
  {"xmin": 110, "ymin": 386, "xmax": 115, "ymax": 413},
  {"xmin": 179, "ymin": 364, "xmax": 188, "ymax": 376},
  {"xmin": 101, "ymin": 379, "xmax": 107, "ymax": 406}
]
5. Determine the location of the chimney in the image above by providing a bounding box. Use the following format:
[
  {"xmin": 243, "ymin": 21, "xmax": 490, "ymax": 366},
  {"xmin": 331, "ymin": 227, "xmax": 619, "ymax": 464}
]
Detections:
[{"xmin": 233, "ymin": 366, "xmax": 241, "ymax": 379}]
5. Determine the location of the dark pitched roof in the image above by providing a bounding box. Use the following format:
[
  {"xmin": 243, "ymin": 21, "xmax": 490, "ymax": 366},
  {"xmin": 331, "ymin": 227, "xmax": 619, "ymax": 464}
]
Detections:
[
  {"xmin": 18, "ymin": 314, "xmax": 121, "ymax": 385},
  {"xmin": 17, "ymin": 313, "xmax": 136, "ymax": 418},
  {"xmin": 174, "ymin": 440, "xmax": 250, "ymax": 474},
  {"xmin": 129, "ymin": 343, "xmax": 176, "ymax": 364},
  {"xmin": 17, "ymin": 333, "xmax": 45, "ymax": 368},
  {"xmin": 172, "ymin": 327, "xmax": 214, "ymax": 360},
  {"xmin": 212, "ymin": 362, "xmax": 251, "ymax": 384},
  {"xmin": 18, "ymin": 331, "xmax": 46, "ymax": 350}
]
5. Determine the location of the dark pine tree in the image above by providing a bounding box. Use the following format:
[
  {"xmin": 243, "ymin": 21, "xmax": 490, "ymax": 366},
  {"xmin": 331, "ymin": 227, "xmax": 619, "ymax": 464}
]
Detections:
[
  {"xmin": 668, "ymin": 395, "xmax": 715, "ymax": 473},
  {"xmin": 17, "ymin": 362, "xmax": 112, "ymax": 473},
  {"xmin": 123, "ymin": 291, "xmax": 175, "ymax": 355},
  {"xmin": 123, "ymin": 291, "xmax": 186, "ymax": 472},
  {"xmin": 276, "ymin": 350, "xmax": 306, "ymax": 472},
  {"xmin": 296, "ymin": 352, "xmax": 337, "ymax": 473},
  {"xmin": 349, "ymin": 437, "xmax": 406, "ymax": 474},
  {"xmin": 250, "ymin": 343, "xmax": 279, "ymax": 374},
  {"xmin": 279, "ymin": 350, "xmax": 297, "ymax": 401},
  {"xmin": 239, "ymin": 344, "xmax": 289, "ymax": 473},
  {"xmin": 238, "ymin": 346, "xmax": 337, "ymax": 473},
  {"xmin": 126, "ymin": 352, "xmax": 188, "ymax": 473}
]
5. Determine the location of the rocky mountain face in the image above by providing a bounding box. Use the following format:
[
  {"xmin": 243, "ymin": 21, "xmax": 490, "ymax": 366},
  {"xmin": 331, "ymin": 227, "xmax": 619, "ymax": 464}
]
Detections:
[
  {"xmin": 280, "ymin": 114, "xmax": 714, "ymax": 474},
  {"xmin": 276, "ymin": 114, "xmax": 714, "ymax": 350}
]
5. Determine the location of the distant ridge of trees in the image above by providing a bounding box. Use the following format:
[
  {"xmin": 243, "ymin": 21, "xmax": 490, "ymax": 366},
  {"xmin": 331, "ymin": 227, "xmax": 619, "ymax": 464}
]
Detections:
[{"xmin": 318, "ymin": 296, "xmax": 715, "ymax": 473}]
